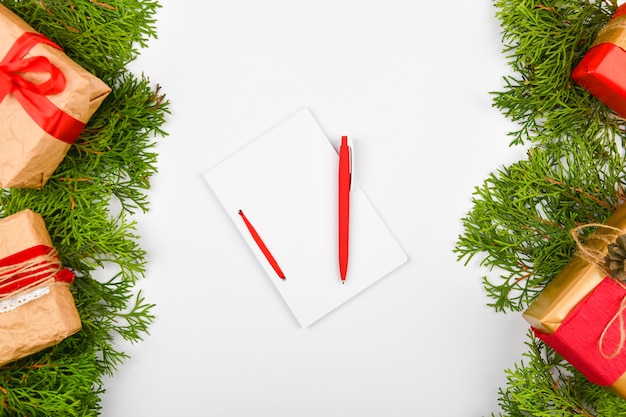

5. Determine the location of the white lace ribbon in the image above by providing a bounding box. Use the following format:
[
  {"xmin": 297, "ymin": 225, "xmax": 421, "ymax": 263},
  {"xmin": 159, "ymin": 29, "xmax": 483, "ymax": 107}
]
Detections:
[{"xmin": 0, "ymin": 286, "xmax": 50, "ymax": 314}]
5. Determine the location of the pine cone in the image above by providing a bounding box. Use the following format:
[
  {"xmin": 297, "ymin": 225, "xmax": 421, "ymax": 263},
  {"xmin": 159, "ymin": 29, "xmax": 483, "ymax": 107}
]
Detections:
[{"xmin": 605, "ymin": 234, "xmax": 626, "ymax": 282}]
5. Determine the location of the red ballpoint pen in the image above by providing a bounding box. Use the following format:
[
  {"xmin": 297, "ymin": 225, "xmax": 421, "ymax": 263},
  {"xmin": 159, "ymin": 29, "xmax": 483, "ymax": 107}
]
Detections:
[
  {"xmin": 238, "ymin": 210, "xmax": 286, "ymax": 280},
  {"xmin": 338, "ymin": 135, "xmax": 352, "ymax": 283}
]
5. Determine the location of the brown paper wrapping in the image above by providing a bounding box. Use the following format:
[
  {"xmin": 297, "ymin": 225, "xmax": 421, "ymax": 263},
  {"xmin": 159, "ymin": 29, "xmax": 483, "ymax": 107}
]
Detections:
[
  {"xmin": 0, "ymin": 209, "xmax": 81, "ymax": 366},
  {"xmin": 0, "ymin": 4, "xmax": 111, "ymax": 189},
  {"xmin": 523, "ymin": 204, "xmax": 626, "ymax": 334},
  {"xmin": 0, "ymin": 282, "xmax": 81, "ymax": 366}
]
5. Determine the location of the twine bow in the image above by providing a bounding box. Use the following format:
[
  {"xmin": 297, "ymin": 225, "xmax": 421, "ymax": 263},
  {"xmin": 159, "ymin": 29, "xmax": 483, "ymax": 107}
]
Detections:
[
  {"xmin": 0, "ymin": 32, "xmax": 84, "ymax": 143},
  {"xmin": 571, "ymin": 223, "xmax": 626, "ymax": 359}
]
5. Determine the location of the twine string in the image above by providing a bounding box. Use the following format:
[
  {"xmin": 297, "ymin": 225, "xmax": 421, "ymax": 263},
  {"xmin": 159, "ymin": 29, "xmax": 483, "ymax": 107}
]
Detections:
[
  {"xmin": 570, "ymin": 223, "xmax": 625, "ymax": 273},
  {"xmin": 0, "ymin": 248, "xmax": 61, "ymax": 301},
  {"xmin": 599, "ymin": 291, "xmax": 626, "ymax": 359},
  {"xmin": 571, "ymin": 223, "xmax": 626, "ymax": 359}
]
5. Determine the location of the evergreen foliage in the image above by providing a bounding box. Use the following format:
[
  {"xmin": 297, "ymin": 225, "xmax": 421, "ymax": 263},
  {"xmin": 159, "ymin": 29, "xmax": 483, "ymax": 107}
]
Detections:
[
  {"xmin": 455, "ymin": 0, "xmax": 626, "ymax": 414},
  {"xmin": 0, "ymin": 1, "xmax": 167, "ymax": 415}
]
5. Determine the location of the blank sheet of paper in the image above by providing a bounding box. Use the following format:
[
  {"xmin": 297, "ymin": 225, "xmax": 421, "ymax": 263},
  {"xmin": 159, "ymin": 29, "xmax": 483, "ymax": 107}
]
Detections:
[{"xmin": 204, "ymin": 108, "xmax": 407, "ymax": 327}]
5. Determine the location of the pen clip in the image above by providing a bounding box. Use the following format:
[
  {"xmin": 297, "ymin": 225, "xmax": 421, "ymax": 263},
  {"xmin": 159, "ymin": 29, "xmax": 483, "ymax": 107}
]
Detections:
[{"xmin": 347, "ymin": 137, "xmax": 353, "ymax": 191}]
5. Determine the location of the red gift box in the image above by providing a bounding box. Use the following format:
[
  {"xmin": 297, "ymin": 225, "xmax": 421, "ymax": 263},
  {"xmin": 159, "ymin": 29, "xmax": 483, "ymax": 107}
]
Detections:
[
  {"xmin": 573, "ymin": 5, "xmax": 626, "ymax": 118},
  {"xmin": 534, "ymin": 277, "xmax": 626, "ymax": 397}
]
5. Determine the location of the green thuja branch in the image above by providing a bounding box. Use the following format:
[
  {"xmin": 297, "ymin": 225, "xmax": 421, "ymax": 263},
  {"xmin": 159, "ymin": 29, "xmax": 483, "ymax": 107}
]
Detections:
[
  {"xmin": 456, "ymin": 0, "xmax": 626, "ymax": 415},
  {"xmin": 5, "ymin": 0, "xmax": 160, "ymax": 80},
  {"xmin": 456, "ymin": 0, "xmax": 626, "ymax": 311},
  {"xmin": 493, "ymin": 0, "xmax": 619, "ymax": 146},
  {"xmin": 0, "ymin": 0, "xmax": 167, "ymax": 415},
  {"xmin": 457, "ymin": 137, "xmax": 626, "ymax": 312},
  {"xmin": 493, "ymin": 332, "xmax": 626, "ymax": 416},
  {"xmin": 493, "ymin": 332, "xmax": 604, "ymax": 416}
]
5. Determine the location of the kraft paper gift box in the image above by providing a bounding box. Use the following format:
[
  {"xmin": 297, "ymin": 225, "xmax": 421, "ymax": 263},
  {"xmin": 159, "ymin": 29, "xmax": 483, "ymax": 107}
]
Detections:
[
  {"xmin": 0, "ymin": 4, "xmax": 111, "ymax": 189},
  {"xmin": 523, "ymin": 204, "xmax": 626, "ymax": 397},
  {"xmin": 573, "ymin": 4, "xmax": 626, "ymax": 118},
  {"xmin": 0, "ymin": 209, "xmax": 81, "ymax": 366}
]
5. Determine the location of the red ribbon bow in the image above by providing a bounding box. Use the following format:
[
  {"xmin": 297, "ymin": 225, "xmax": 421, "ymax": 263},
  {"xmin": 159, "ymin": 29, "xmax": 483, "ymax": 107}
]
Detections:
[{"xmin": 0, "ymin": 32, "xmax": 85, "ymax": 144}]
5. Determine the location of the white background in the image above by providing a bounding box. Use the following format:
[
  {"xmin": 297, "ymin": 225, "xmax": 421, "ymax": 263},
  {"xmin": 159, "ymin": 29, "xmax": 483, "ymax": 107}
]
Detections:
[{"xmin": 101, "ymin": 1, "xmax": 533, "ymax": 415}]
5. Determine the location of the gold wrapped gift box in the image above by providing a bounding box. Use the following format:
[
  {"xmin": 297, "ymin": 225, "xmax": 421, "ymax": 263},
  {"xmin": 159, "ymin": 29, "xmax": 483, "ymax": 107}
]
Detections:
[
  {"xmin": 523, "ymin": 205, "xmax": 626, "ymax": 398},
  {"xmin": 523, "ymin": 204, "xmax": 626, "ymax": 333}
]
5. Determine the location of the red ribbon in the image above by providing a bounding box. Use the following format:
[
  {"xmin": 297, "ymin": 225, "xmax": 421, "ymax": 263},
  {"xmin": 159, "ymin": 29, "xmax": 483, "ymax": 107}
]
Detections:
[
  {"xmin": 0, "ymin": 32, "xmax": 85, "ymax": 144},
  {"xmin": 0, "ymin": 244, "xmax": 74, "ymax": 296}
]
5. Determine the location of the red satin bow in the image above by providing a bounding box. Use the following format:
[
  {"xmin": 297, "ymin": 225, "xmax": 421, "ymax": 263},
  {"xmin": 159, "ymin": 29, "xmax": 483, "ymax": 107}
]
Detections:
[{"xmin": 0, "ymin": 32, "xmax": 85, "ymax": 144}]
